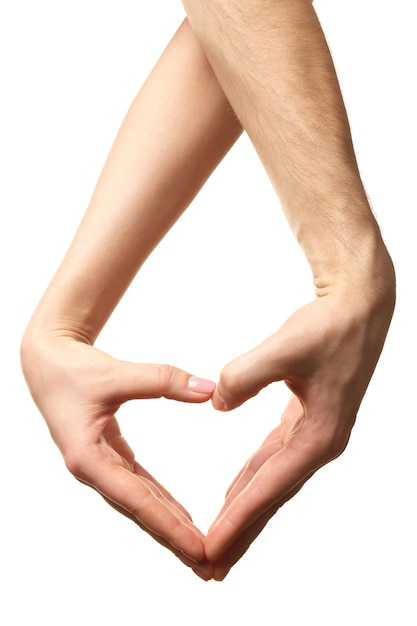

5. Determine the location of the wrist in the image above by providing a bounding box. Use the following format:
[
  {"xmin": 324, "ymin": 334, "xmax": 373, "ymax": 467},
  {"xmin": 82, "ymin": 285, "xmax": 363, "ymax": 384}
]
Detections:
[
  {"xmin": 309, "ymin": 224, "xmax": 396, "ymax": 313},
  {"xmin": 20, "ymin": 304, "xmax": 94, "ymax": 393},
  {"xmin": 22, "ymin": 271, "xmax": 111, "ymax": 348}
]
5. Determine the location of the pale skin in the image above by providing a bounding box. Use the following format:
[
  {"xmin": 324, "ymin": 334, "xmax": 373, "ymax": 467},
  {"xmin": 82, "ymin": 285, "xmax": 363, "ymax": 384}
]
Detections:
[
  {"xmin": 21, "ymin": 1, "xmax": 395, "ymax": 582},
  {"xmin": 21, "ymin": 20, "xmax": 240, "ymax": 577}
]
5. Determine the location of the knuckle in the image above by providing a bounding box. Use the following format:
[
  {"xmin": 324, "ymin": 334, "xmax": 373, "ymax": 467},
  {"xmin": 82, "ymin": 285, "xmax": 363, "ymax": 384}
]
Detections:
[
  {"xmin": 327, "ymin": 429, "xmax": 350, "ymax": 460},
  {"xmin": 309, "ymin": 424, "xmax": 350, "ymax": 463},
  {"xmin": 218, "ymin": 362, "xmax": 243, "ymax": 402},
  {"xmin": 156, "ymin": 363, "xmax": 178, "ymax": 396},
  {"xmin": 63, "ymin": 448, "xmax": 89, "ymax": 481}
]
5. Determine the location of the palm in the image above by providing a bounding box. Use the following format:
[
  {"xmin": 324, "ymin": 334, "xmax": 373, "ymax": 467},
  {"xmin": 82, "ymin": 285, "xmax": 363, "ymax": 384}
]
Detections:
[{"xmin": 205, "ymin": 291, "xmax": 393, "ymax": 579}]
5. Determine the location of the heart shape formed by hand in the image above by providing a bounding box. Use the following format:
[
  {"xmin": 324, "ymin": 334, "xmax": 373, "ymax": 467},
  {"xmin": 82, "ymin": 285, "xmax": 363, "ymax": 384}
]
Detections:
[
  {"xmin": 23, "ymin": 296, "xmax": 369, "ymax": 582},
  {"xmin": 116, "ymin": 362, "xmax": 308, "ymax": 582}
]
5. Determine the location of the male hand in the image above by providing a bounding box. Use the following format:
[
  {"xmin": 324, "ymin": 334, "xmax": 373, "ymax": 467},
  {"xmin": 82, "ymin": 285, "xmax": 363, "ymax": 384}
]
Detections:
[{"xmin": 205, "ymin": 288, "xmax": 394, "ymax": 580}]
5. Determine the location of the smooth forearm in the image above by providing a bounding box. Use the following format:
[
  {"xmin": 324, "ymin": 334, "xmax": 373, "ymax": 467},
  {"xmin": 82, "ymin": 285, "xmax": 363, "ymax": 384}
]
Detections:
[{"xmin": 25, "ymin": 19, "xmax": 241, "ymax": 345}]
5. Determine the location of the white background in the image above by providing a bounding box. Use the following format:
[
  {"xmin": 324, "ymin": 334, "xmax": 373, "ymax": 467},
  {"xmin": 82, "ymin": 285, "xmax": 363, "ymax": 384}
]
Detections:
[{"xmin": 1, "ymin": 1, "xmax": 416, "ymax": 624}]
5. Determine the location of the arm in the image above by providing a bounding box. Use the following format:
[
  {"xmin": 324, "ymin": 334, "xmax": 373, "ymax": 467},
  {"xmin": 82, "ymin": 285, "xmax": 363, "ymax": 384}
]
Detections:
[
  {"xmin": 181, "ymin": 0, "xmax": 395, "ymax": 579},
  {"xmin": 20, "ymin": 19, "xmax": 241, "ymax": 573}
]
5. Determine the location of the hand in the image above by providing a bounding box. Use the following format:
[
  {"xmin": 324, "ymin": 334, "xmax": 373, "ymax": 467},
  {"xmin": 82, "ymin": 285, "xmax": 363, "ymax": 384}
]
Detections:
[
  {"xmin": 20, "ymin": 333, "xmax": 216, "ymax": 577},
  {"xmin": 205, "ymin": 285, "xmax": 395, "ymax": 580}
]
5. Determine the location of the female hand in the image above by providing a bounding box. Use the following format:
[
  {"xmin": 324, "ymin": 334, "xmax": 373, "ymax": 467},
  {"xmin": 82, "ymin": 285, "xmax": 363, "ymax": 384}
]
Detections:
[{"xmin": 21, "ymin": 332, "xmax": 216, "ymax": 576}]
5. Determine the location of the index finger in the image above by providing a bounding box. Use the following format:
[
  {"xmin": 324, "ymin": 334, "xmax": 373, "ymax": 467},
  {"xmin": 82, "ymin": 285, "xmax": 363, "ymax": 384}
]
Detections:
[
  {"xmin": 205, "ymin": 434, "xmax": 324, "ymax": 562},
  {"xmin": 75, "ymin": 441, "xmax": 207, "ymax": 564},
  {"xmin": 211, "ymin": 474, "xmax": 313, "ymax": 580}
]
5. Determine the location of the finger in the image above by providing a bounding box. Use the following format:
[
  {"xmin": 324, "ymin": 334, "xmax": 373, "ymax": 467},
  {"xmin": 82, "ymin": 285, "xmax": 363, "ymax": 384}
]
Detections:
[
  {"xmin": 212, "ymin": 333, "xmax": 288, "ymax": 411},
  {"xmin": 217, "ymin": 428, "xmax": 284, "ymax": 520},
  {"xmin": 205, "ymin": 437, "xmax": 322, "ymax": 561},
  {"xmin": 103, "ymin": 419, "xmax": 194, "ymax": 521},
  {"xmin": 73, "ymin": 442, "xmax": 206, "ymax": 564},
  {"xmin": 216, "ymin": 397, "xmax": 300, "ymax": 515},
  {"xmin": 101, "ymin": 492, "xmax": 214, "ymax": 579},
  {"xmin": 211, "ymin": 505, "xmax": 279, "ymax": 580},
  {"xmin": 211, "ymin": 474, "xmax": 313, "ymax": 580},
  {"xmin": 103, "ymin": 359, "xmax": 216, "ymax": 405}
]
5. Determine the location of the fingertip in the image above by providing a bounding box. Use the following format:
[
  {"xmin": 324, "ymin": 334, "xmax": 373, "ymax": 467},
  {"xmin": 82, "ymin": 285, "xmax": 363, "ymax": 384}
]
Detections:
[
  {"xmin": 211, "ymin": 388, "xmax": 228, "ymax": 411},
  {"xmin": 187, "ymin": 376, "xmax": 216, "ymax": 395},
  {"xmin": 204, "ymin": 527, "xmax": 225, "ymax": 563},
  {"xmin": 213, "ymin": 567, "xmax": 230, "ymax": 582},
  {"xmin": 192, "ymin": 569, "xmax": 212, "ymax": 582}
]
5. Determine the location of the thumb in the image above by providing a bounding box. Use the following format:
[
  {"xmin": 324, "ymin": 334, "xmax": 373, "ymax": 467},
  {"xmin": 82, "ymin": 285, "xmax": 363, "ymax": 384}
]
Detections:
[
  {"xmin": 212, "ymin": 333, "xmax": 288, "ymax": 411},
  {"xmin": 106, "ymin": 358, "xmax": 216, "ymax": 405}
]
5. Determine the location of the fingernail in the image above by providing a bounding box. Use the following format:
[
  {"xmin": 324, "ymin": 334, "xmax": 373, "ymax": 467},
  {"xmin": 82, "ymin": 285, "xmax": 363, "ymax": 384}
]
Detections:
[
  {"xmin": 188, "ymin": 376, "xmax": 216, "ymax": 394},
  {"xmin": 213, "ymin": 390, "xmax": 228, "ymax": 411}
]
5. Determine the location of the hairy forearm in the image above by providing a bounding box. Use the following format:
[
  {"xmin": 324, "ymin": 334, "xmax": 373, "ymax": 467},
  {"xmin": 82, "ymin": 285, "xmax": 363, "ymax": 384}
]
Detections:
[
  {"xmin": 182, "ymin": 0, "xmax": 394, "ymax": 294},
  {"xmin": 25, "ymin": 19, "xmax": 241, "ymax": 344}
]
